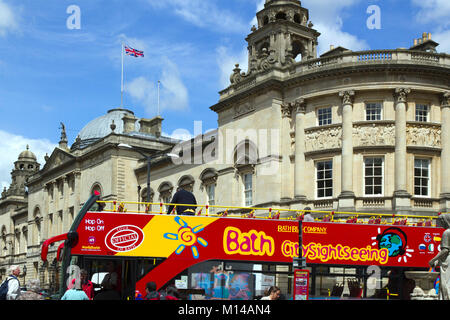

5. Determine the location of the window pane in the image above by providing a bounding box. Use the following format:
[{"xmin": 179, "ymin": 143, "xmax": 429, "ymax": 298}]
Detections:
[
  {"xmin": 318, "ymin": 108, "xmax": 332, "ymax": 126},
  {"xmin": 364, "ymin": 157, "xmax": 384, "ymax": 195},
  {"xmin": 414, "ymin": 158, "xmax": 430, "ymax": 196},
  {"xmin": 317, "ymin": 160, "xmax": 333, "ymax": 198}
]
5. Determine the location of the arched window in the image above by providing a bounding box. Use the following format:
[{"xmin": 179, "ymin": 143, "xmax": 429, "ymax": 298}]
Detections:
[
  {"xmin": 263, "ymin": 15, "xmax": 269, "ymax": 26},
  {"xmin": 275, "ymin": 12, "xmax": 287, "ymax": 21},
  {"xmin": 1, "ymin": 226, "xmax": 7, "ymax": 255},
  {"xmin": 292, "ymin": 40, "xmax": 305, "ymax": 62},
  {"xmin": 140, "ymin": 187, "xmax": 154, "ymax": 203},
  {"xmin": 90, "ymin": 183, "xmax": 102, "ymax": 196},
  {"xmin": 200, "ymin": 169, "xmax": 218, "ymax": 214},
  {"xmin": 233, "ymin": 141, "xmax": 257, "ymax": 207},
  {"xmin": 234, "ymin": 140, "xmax": 258, "ymax": 166},
  {"xmin": 178, "ymin": 175, "xmax": 195, "ymax": 192},
  {"xmin": 158, "ymin": 182, "xmax": 174, "ymax": 210},
  {"xmin": 294, "ymin": 13, "xmax": 301, "ymax": 24},
  {"xmin": 33, "ymin": 207, "xmax": 42, "ymax": 245}
]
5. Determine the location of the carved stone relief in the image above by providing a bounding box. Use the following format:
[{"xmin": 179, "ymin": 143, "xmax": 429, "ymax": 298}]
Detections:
[
  {"xmin": 305, "ymin": 126, "xmax": 342, "ymax": 152},
  {"xmin": 406, "ymin": 124, "xmax": 441, "ymax": 148},
  {"xmin": 353, "ymin": 124, "xmax": 395, "ymax": 147}
]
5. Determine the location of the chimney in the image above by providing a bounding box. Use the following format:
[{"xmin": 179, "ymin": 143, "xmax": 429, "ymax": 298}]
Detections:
[
  {"xmin": 414, "ymin": 39, "xmax": 418, "ymax": 46},
  {"xmin": 422, "ymin": 32, "xmax": 428, "ymax": 42},
  {"xmin": 122, "ymin": 113, "xmax": 137, "ymax": 133},
  {"xmin": 139, "ymin": 116, "xmax": 163, "ymax": 138},
  {"xmin": 428, "ymin": 33, "xmax": 432, "ymax": 40},
  {"xmin": 330, "ymin": 45, "xmax": 335, "ymax": 51}
]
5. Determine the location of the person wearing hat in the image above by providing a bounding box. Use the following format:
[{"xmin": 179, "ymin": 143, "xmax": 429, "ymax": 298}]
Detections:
[{"xmin": 166, "ymin": 187, "xmax": 197, "ymax": 216}]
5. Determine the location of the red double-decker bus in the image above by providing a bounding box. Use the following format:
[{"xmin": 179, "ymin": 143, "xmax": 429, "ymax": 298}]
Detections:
[{"xmin": 41, "ymin": 193, "xmax": 445, "ymax": 300}]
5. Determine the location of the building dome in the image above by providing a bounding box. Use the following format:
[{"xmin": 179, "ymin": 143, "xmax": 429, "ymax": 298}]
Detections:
[
  {"xmin": 76, "ymin": 108, "xmax": 140, "ymax": 144},
  {"xmin": 18, "ymin": 145, "xmax": 37, "ymax": 161}
]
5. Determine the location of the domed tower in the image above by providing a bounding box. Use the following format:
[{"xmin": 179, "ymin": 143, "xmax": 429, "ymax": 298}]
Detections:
[
  {"xmin": 247, "ymin": 0, "xmax": 320, "ymax": 72},
  {"xmin": 7, "ymin": 145, "xmax": 40, "ymax": 197}
]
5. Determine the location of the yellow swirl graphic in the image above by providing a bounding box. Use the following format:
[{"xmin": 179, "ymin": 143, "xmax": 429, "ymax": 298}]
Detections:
[{"xmin": 179, "ymin": 228, "xmax": 196, "ymax": 246}]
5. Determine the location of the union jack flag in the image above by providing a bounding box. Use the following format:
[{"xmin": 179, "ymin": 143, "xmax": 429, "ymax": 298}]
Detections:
[{"xmin": 124, "ymin": 45, "xmax": 144, "ymax": 58}]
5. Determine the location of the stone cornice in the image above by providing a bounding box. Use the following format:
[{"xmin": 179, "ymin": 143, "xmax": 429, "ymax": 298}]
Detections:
[{"xmin": 212, "ymin": 61, "xmax": 449, "ymax": 115}]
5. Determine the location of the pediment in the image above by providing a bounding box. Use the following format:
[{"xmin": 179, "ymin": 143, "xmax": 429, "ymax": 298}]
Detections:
[{"xmin": 42, "ymin": 147, "xmax": 76, "ymax": 172}]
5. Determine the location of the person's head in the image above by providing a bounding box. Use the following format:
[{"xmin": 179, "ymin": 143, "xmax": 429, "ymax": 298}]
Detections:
[
  {"xmin": 437, "ymin": 214, "xmax": 450, "ymax": 229},
  {"xmin": 146, "ymin": 281, "xmax": 157, "ymax": 293},
  {"xmin": 27, "ymin": 279, "xmax": 41, "ymax": 293},
  {"xmin": 303, "ymin": 207, "xmax": 311, "ymax": 215},
  {"xmin": 166, "ymin": 286, "xmax": 179, "ymax": 298},
  {"xmin": 9, "ymin": 265, "xmax": 20, "ymax": 277},
  {"xmin": 268, "ymin": 286, "xmax": 281, "ymax": 300},
  {"xmin": 80, "ymin": 269, "xmax": 88, "ymax": 282}
]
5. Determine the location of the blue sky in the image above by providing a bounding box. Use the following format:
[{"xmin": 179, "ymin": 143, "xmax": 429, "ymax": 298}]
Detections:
[{"xmin": 0, "ymin": 0, "xmax": 449, "ymax": 189}]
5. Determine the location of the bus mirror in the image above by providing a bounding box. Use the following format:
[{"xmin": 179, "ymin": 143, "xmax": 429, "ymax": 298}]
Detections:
[{"xmin": 66, "ymin": 231, "xmax": 79, "ymax": 248}]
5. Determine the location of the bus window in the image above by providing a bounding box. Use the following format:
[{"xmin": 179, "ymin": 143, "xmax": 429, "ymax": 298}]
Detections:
[{"xmin": 167, "ymin": 260, "xmax": 294, "ymax": 300}]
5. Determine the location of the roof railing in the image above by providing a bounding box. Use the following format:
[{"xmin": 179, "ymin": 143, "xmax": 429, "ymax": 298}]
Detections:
[{"xmin": 95, "ymin": 200, "xmax": 448, "ymax": 227}]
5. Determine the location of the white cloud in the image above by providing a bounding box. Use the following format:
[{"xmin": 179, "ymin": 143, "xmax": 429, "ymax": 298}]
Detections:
[
  {"xmin": 216, "ymin": 46, "xmax": 248, "ymax": 89},
  {"xmin": 412, "ymin": 0, "xmax": 450, "ymax": 26},
  {"xmin": 0, "ymin": 130, "xmax": 56, "ymax": 191},
  {"xmin": 0, "ymin": 0, "xmax": 18, "ymax": 36},
  {"xmin": 147, "ymin": 0, "xmax": 249, "ymax": 33},
  {"xmin": 126, "ymin": 58, "xmax": 189, "ymax": 115},
  {"xmin": 432, "ymin": 30, "xmax": 450, "ymax": 53},
  {"xmin": 314, "ymin": 21, "xmax": 369, "ymax": 54},
  {"xmin": 302, "ymin": 0, "xmax": 369, "ymax": 55},
  {"xmin": 302, "ymin": 0, "xmax": 368, "ymax": 54}
]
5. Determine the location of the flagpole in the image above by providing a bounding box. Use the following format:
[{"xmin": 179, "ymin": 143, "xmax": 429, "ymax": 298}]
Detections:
[
  {"xmin": 157, "ymin": 80, "xmax": 161, "ymax": 116},
  {"xmin": 121, "ymin": 42, "xmax": 124, "ymax": 108}
]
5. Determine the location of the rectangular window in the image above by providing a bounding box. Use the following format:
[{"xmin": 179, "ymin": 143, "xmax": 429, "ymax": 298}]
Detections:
[
  {"xmin": 415, "ymin": 104, "xmax": 429, "ymax": 122},
  {"xmin": 206, "ymin": 184, "xmax": 215, "ymax": 214},
  {"xmin": 243, "ymin": 173, "xmax": 253, "ymax": 206},
  {"xmin": 317, "ymin": 107, "xmax": 332, "ymax": 126},
  {"xmin": 366, "ymin": 102, "xmax": 382, "ymax": 121},
  {"xmin": 414, "ymin": 159, "xmax": 430, "ymax": 197},
  {"xmin": 316, "ymin": 160, "xmax": 333, "ymax": 198},
  {"xmin": 364, "ymin": 157, "xmax": 384, "ymax": 196}
]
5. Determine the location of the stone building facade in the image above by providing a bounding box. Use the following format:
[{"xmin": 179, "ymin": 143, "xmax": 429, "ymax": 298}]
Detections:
[{"xmin": 0, "ymin": 0, "xmax": 449, "ymax": 290}]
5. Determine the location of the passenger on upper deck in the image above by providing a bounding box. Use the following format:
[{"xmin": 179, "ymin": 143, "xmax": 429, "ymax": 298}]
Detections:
[{"xmin": 166, "ymin": 187, "xmax": 197, "ymax": 216}]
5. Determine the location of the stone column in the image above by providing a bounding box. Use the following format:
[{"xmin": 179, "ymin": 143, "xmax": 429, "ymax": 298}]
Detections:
[
  {"xmin": 441, "ymin": 92, "xmax": 450, "ymax": 211},
  {"xmin": 293, "ymin": 99, "xmax": 307, "ymax": 201},
  {"xmin": 280, "ymin": 102, "xmax": 293, "ymax": 201},
  {"xmin": 393, "ymin": 88, "xmax": 412, "ymax": 211},
  {"xmin": 338, "ymin": 90, "xmax": 355, "ymax": 210}
]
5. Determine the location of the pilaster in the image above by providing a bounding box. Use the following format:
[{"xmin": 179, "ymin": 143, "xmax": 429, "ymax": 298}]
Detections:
[
  {"xmin": 393, "ymin": 88, "xmax": 412, "ymax": 211},
  {"xmin": 440, "ymin": 92, "xmax": 450, "ymax": 211},
  {"xmin": 293, "ymin": 99, "xmax": 307, "ymax": 202},
  {"xmin": 338, "ymin": 90, "xmax": 356, "ymax": 211}
]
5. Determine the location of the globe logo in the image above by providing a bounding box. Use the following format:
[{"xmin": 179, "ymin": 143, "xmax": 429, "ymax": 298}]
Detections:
[
  {"xmin": 373, "ymin": 227, "xmax": 415, "ymax": 263},
  {"xmin": 379, "ymin": 233, "xmax": 403, "ymax": 257}
]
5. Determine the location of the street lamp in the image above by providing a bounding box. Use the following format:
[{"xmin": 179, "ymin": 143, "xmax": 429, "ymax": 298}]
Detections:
[{"xmin": 117, "ymin": 143, "xmax": 179, "ymax": 204}]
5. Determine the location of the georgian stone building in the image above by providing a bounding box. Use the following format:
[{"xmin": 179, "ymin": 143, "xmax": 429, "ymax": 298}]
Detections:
[{"xmin": 1, "ymin": 0, "xmax": 449, "ymax": 290}]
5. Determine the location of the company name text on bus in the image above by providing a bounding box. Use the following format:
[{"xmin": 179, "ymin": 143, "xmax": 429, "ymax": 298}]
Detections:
[{"xmin": 223, "ymin": 226, "xmax": 389, "ymax": 265}]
